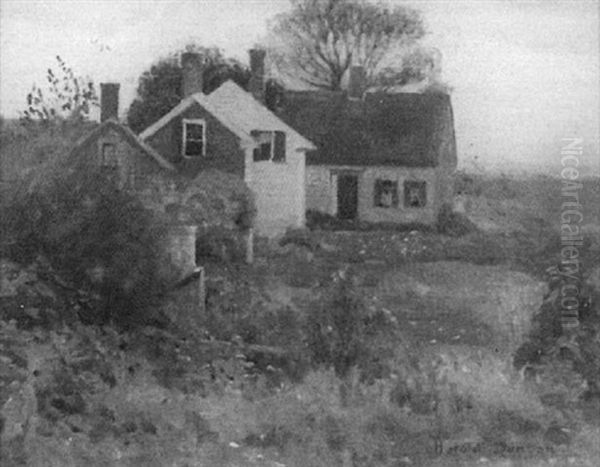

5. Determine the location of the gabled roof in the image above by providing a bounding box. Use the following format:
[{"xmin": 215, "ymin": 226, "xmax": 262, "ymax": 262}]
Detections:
[
  {"xmin": 139, "ymin": 92, "xmax": 255, "ymax": 146},
  {"xmin": 207, "ymin": 81, "xmax": 315, "ymax": 150},
  {"xmin": 274, "ymin": 90, "xmax": 455, "ymax": 167},
  {"xmin": 71, "ymin": 119, "xmax": 176, "ymax": 171},
  {"xmin": 139, "ymin": 80, "xmax": 315, "ymax": 151}
]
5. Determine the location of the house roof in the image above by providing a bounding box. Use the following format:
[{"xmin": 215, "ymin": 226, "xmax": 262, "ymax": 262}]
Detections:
[
  {"xmin": 207, "ymin": 81, "xmax": 315, "ymax": 150},
  {"xmin": 274, "ymin": 90, "xmax": 454, "ymax": 167},
  {"xmin": 139, "ymin": 80, "xmax": 315, "ymax": 151},
  {"xmin": 71, "ymin": 119, "xmax": 176, "ymax": 171}
]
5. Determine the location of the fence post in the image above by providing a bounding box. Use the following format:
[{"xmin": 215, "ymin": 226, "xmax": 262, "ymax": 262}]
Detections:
[
  {"xmin": 245, "ymin": 228, "xmax": 254, "ymax": 264},
  {"xmin": 197, "ymin": 266, "xmax": 205, "ymax": 314}
]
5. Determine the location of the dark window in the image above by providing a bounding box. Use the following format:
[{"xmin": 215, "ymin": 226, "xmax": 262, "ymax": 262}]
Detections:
[
  {"xmin": 254, "ymin": 141, "xmax": 272, "ymax": 161},
  {"xmin": 183, "ymin": 120, "xmax": 205, "ymax": 157},
  {"xmin": 101, "ymin": 143, "xmax": 118, "ymax": 168},
  {"xmin": 374, "ymin": 179, "xmax": 398, "ymax": 208},
  {"xmin": 404, "ymin": 181, "xmax": 427, "ymax": 208},
  {"xmin": 251, "ymin": 130, "xmax": 286, "ymax": 162},
  {"xmin": 273, "ymin": 131, "xmax": 286, "ymax": 162}
]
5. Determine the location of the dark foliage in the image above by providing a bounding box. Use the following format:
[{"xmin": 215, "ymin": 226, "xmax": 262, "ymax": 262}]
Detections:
[
  {"xmin": 21, "ymin": 55, "xmax": 98, "ymax": 122},
  {"xmin": 305, "ymin": 270, "xmax": 395, "ymax": 378},
  {"xmin": 436, "ymin": 203, "xmax": 478, "ymax": 237},
  {"xmin": 126, "ymin": 46, "xmax": 251, "ymax": 133},
  {"xmin": 195, "ymin": 226, "xmax": 245, "ymax": 263},
  {"xmin": 2, "ymin": 163, "xmax": 169, "ymax": 329},
  {"xmin": 514, "ymin": 263, "xmax": 600, "ymax": 394}
]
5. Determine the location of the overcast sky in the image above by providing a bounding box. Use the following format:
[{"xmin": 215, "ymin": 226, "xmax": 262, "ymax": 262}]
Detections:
[{"xmin": 1, "ymin": 0, "xmax": 598, "ymax": 173}]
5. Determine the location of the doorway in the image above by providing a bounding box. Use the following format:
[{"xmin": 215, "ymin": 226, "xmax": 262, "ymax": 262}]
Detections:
[{"xmin": 337, "ymin": 173, "xmax": 358, "ymax": 220}]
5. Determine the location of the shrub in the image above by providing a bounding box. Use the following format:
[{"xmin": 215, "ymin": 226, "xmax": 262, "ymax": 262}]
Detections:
[
  {"xmin": 514, "ymin": 263, "xmax": 600, "ymax": 398},
  {"xmin": 305, "ymin": 269, "xmax": 396, "ymax": 382},
  {"xmin": 182, "ymin": 169, "xmax": 256, "ymax": 231},
  {"xmin": 437, "ymin": 203, "xmax": 478, "ymax": 237},
  {"xmin": 195, "ymin": 226, "xmax": 244, "ymax": 263},
  {"xmin": 305, "ymin": 271, "xmax": 366, "ymax": 378},
  {"xmin": 306, "ymin": 210, "xmax": 339, "ymax": 230},
  {"xmin": 2, "ymin": 162, "xmax": 169, "ymax": 329},
  {"xmin": 279, "ymin": 228, "xmax": 320, "ymax": 251}
]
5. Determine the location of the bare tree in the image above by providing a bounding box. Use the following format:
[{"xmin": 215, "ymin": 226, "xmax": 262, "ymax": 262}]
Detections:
[
  {"xmin": 22, "ymin": 56, "xmax": 98, "ymax": 122},
  {"xmin": 269, "ymin": 0, "xmax": 425, "ymax": 90}
]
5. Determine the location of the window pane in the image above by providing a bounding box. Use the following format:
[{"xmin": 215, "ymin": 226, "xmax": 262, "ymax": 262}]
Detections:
[
  {"xmin": 186, "ymin": 123, "xmax": 204, "ymax": 140},
  {"xmin": 261, "ymin": 142, "xmax": 272, "ymax": 160},
  {"xmin": 404, "ymin": 181, "xmax": 427, "ymax": 208},
  {"xmin": 374, "ymin": 179, "xmax": 398, "ymax": 208},
  {"xmin": 185, "ymin": 140, "xmax": 204, "ymax": 157}
]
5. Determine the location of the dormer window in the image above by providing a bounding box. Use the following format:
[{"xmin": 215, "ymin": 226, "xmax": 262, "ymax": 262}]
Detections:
[
  {"xmin": 251, "ymin": 130, "xmax": 286, "ymax": 163},
  {"xmin": 182, "ymin": 119, "xmax": 205, "ymax": 157}
]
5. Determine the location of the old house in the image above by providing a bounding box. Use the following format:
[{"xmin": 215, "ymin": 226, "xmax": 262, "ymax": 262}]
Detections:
[
  {"xmin": 273, "ymin": 65, "xmax": 457, "ymax": 226},
  {"xmin": 138, "ymin": 51, "xmax": 315, "ymax": 237},
  {"xmin": 67, "ymin": 83, "xmax": 176, "ymax": 192}
]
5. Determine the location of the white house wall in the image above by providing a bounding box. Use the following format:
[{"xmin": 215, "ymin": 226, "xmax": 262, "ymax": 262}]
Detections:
[
  {"xmin": 306, "ymin": 165, "xmax": 441, "ymax": 225},
  {"xmin": 245, "ymin": 137, "xmax": 306, "ymax": 237}
]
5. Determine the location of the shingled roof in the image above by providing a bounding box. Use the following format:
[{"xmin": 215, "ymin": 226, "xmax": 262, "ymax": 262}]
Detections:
[{"xmin": 274, "ymin": 90, "xmax": 455, "ymax": 167}]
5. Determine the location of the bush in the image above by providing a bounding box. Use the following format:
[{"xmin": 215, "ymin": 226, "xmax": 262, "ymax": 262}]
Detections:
[
  {"xmin": 195, "ymin": 226, "xmax": 244, "ymax": 263},
  {"xmin": 437, "ymin": 203, "xmax": 478, "ymax": 237},
  {"xmin": 182, "ymin": 169, "xmax": 256, "ymax": 231},
  {"xmin": 305, "ymin": 272, "xmax": 365, "ymax": 378},
  {"xmin": 306, "ymin": 210, "xmax": 339, "ymax": 230},
  {"xmin": 279, "ymin": 228, "xmax": 320, "ymax": 251},
  {"xmin": 2, "ymin": 163, "xmax": 169, "ymax": 329},
  {"xmin": 305, "ymin": 269, "xmax": 396, "ymax": 381},
  {"xmin": 514, "ymin": 263, "xmax": 600, "ymax": 397}
]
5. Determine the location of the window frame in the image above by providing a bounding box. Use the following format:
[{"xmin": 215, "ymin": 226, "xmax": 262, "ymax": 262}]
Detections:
[
  {"xmin": 374, "ymin": 179, "xmax": 399, "ymax": 208},
  {"xmin": 182, "ymin": 118, "xmax": 206, "ymax": 158},
  {"xmin": 100, "ymin": 142, "xmax": 118, "ymax": 169},
  {"xmin": 403, "ymin": 180, "xmax": 427, "ymax": 208}
]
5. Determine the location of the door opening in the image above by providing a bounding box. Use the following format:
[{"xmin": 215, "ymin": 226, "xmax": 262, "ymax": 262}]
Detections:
[{"xmin": 337, "ymin": 173, "xmax": 358, "ymax": 220}]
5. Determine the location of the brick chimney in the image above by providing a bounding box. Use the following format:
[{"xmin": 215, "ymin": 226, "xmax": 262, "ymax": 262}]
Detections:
[
  {"xmin": 100, "ymin": 83, "xmax": 119, "ymax": 122},
  {"xmin": 248, "ymin": 48, "xmax": 266, "ymax": 103},
  {"xmin": 348, "ymin": 66, "xmax": 366, "ymax": 99},
  {"xmin": 181, "ymin": 52, "xmax": 204, "ymax": 97}
]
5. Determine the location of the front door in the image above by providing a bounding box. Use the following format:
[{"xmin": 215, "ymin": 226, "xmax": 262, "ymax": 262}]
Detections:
[{"xmin": 337, "ymin": 174, "xmax": 358, "ymax": 220}]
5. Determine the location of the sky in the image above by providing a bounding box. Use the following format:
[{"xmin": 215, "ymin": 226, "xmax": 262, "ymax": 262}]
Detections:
[{"xmin": 1, "ymin": 0, "xmax": 598, "ymax": 174}]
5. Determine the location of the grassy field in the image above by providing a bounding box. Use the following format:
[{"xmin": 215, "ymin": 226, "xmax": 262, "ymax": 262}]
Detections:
[{"xmin": 2, "ymin": 172, "xmax": 600, "ymax": 466}]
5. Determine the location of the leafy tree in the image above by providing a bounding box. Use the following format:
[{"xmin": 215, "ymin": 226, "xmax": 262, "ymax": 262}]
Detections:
[
  {"xmin": 127, "ymin": 45, "xmax": 251, "ymax": 133},
  {"xmin": 269, "ymin": 0, "xmax": 425, "ymax": 90},
  {"xmin": 21, "ymin": 55, "xmax": 98, "ymax": 122}
]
